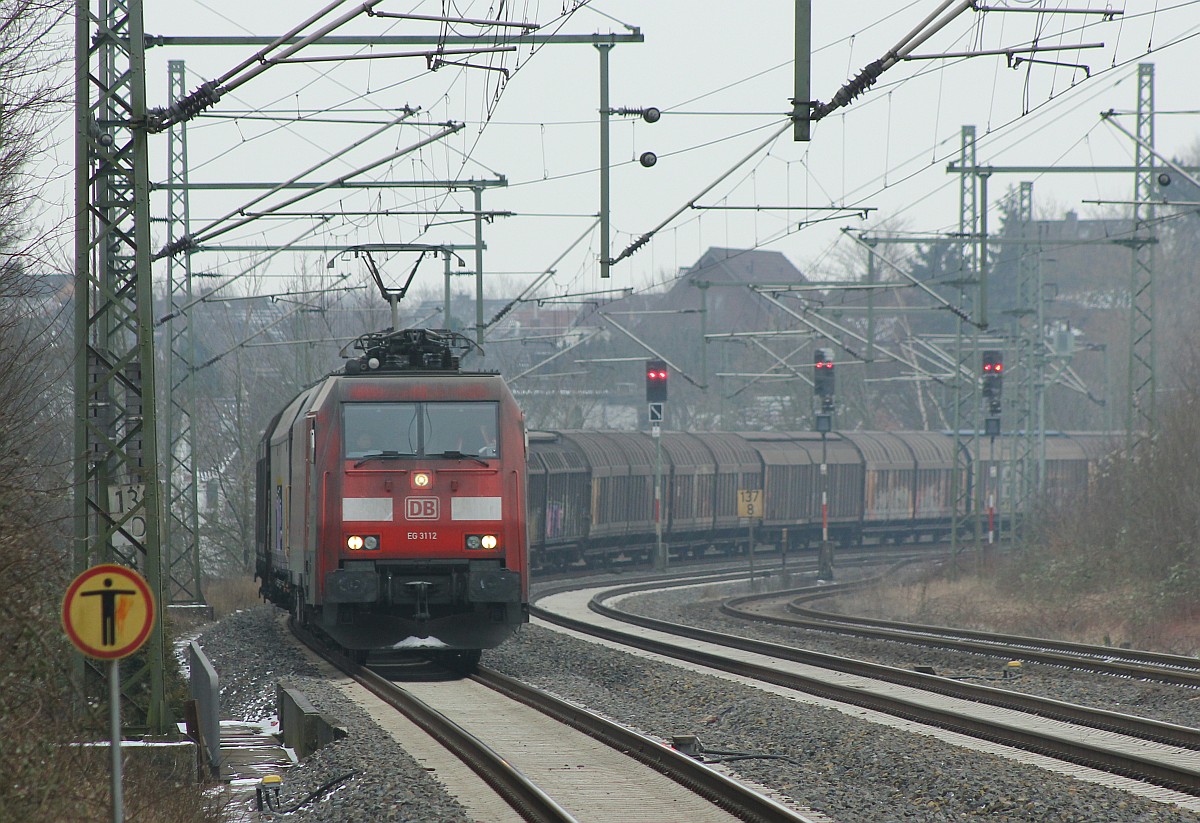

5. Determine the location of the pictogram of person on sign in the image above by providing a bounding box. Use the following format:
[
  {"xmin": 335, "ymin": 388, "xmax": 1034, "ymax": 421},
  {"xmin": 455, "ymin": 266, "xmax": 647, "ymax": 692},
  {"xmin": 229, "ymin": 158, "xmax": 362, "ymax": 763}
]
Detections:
[{"xmin": 81, "ymin": 577, "xmax": 137, "ymax": 646}]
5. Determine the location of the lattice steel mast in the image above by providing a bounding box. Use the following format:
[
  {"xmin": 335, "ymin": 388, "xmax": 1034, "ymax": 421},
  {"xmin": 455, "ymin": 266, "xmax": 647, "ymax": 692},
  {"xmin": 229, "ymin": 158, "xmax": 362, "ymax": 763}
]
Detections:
[
  {"xmin": 164, "ymin": 60, "xmax": 204, "ymax": 603},
  {"xmin": 1126, "ymin": 63, "xmax": 1157, "ymax": 445},
  {"xmin": 949, "ymin": 125, "xmax": 980, "ymax": 562},
  {"xmin": 1008, "ymin": 181, "xmax": 1042, "ymax": 542},
  {"xmin": 74, "ymin": 0, "xmax": 169, "ymax": 731}
]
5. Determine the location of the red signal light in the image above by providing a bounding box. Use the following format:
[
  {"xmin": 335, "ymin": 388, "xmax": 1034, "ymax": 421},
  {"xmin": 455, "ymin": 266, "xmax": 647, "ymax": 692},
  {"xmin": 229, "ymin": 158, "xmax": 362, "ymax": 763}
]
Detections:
[
  {"xmin": 646, "ymin": 359, "xmax": 668, "ymax": 403},
  {"xmin": 813, "ymin": 348, "xmax": 835, "ymax": 399},
  {"xmin": 982, "ymin": 350, "xmax": 1003, "ymax": 373},
  {"xmin": 982, "ymin": 350, "xmax": 1004, "ymax": 414}
]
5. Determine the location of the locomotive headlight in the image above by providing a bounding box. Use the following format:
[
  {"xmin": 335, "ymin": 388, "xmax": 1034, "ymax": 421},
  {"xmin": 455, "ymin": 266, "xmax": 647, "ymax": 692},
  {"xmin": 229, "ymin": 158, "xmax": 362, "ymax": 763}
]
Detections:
[
  {"xmin": 346, "ymin": 534, "xmax": 379, "ymax": 551},
  {"xmin": 481, "ymin": 534, "xmax": 498, "ymax": 550},
  {"xmin": 412, "ymin": 471, "xmax": 431, "ymax": 488},
  {"xmin": 465, "ymin": 535, "xmax": 482, "ymax": 550}
]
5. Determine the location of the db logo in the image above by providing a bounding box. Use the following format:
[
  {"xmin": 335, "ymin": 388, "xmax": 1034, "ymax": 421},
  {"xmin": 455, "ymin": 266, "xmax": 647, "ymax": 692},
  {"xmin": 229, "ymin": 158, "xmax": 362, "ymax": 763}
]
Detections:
[{"xmin": 405, "ymin": 497, "xmax": 439, "ymax": 520}]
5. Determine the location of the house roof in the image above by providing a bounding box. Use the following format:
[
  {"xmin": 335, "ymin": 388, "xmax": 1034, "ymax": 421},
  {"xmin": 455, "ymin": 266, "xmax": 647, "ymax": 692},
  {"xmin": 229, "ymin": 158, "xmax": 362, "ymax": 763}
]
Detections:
[
  {"xmin": 670, "ymin": 247, "xmax": 807, "ymax": 291},
  {"xmin": 655, "ymin": 247, "xmax": 807, "ymax": 317}
]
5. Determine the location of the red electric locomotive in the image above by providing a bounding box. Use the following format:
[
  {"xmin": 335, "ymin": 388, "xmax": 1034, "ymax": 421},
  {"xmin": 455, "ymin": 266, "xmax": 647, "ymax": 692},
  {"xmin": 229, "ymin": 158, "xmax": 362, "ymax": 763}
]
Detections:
[{"xmin": 255, "ymin": 328, "xmax": 529, "ymax": 667}]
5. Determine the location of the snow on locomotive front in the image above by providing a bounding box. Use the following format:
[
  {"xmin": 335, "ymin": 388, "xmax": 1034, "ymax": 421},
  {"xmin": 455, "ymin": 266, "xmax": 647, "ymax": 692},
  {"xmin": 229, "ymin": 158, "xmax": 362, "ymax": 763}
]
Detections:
[{"xmin": 256, "ymin": 329, "xmax": 529, "ymax": 657}]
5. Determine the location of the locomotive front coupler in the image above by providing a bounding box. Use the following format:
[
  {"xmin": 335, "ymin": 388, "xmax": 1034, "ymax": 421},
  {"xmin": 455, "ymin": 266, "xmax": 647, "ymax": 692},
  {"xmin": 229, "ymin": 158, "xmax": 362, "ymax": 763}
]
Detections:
[{"xmin": 405, "ymin": 580, "xmax": 432, "ymax": 621}]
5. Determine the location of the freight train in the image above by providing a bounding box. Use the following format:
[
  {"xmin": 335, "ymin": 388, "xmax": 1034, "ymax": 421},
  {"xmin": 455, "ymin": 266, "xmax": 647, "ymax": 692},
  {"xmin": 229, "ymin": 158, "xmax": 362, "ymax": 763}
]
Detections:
[
  {"xmin": 526, "ymin": 429, "xmax": 1114, "ymax": 569},
  {"xmin": 254, "ymin": 329, "xmax": 529, "ymax": 667},
  {"xmin": 253, "ymin": 326, "xmax": 1114, "ymax": 658}
]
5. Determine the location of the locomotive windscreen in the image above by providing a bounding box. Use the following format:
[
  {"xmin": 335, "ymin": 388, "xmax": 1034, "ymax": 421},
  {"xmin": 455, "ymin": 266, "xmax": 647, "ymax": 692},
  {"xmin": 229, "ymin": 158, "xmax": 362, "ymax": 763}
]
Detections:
[
  {"xmin": 425, "ymin": 402, "xmax": 498, "ymax": 457},
  {"xmin": 344, "ymin": 401, "xmax": 499, "ymax": 459},
  {"xmin": 345, "ymin": 403, "xmax": 419, "ymax": 458}
]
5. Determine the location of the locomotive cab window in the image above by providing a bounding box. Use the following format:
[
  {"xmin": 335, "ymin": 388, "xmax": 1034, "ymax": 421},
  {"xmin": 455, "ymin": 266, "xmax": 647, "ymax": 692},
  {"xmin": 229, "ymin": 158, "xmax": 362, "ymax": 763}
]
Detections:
[
  {"xmin": 344, "ymin": 403, "xmax": 418, "ymax": 458},
  {"xmin": 425, "ymin": 402, "xmax": 499, "ymax": 458},
  {"xmin": 344, "ymin": 401, "xmax": 498, "ymax": 459}
]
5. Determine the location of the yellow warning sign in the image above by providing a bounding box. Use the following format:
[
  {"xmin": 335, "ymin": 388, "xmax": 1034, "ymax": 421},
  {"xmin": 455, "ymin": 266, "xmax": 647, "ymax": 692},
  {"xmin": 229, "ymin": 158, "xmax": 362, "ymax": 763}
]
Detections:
[{"xmin": 62, "ymin": 564, "xmax": 155, "ymax": 660}]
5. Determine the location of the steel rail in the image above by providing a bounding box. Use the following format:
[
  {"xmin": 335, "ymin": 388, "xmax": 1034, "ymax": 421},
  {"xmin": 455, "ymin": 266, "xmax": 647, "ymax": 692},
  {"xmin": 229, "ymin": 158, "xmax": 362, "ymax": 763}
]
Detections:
[
  {"xmin": 594, "ymin": 581, "xmax": 1200, "ymax": 748},
  {"xmin": 474, "ymin": 667, "xmax": 812, "ymax": 823},
  {"xmin": 786, "ymin": 593, "xmax": 1200, "ymax": 683},
  {"xmin": 791, "ymin": 585, "xmax": 1200, "ymax": 672},
  {"xmin": 724, "ymin": 583, "xmax": 1200, "ymax": 687},
  {"xmin": 295, "ymin": 616, "xmax": 810, "ymax": 821},
  {"xmin": 529, "ymin": 587, "xmax": 1200, "ymax": 794},
  {"xmin": 292, "ymin": 620, "xmax": 578, "ymax": 823}
]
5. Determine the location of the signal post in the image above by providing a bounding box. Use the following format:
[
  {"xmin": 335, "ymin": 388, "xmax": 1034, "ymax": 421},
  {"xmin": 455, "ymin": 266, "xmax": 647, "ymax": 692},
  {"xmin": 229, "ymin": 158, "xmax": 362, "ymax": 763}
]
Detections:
[
  {"xmin": 981, "ymin": 351, "xmax": 1004, "ymax": 557},
  {"xmin": 814, "ymin": 349, "xmax": 836, "ymax": 580},
  {"xmin": 646, "ymin": 360, "xmax": 668, "ymax": 570}
]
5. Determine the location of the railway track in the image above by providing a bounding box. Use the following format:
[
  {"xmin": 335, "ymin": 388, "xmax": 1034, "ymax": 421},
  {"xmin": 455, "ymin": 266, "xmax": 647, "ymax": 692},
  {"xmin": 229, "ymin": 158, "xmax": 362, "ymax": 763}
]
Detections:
[
  {"xmin": 291, "ymin": 619, "xmax": 814, "ymax": 822},
  {"xmin": 531, "ymin": 579, "xmax": 1200, "ymax": 796},
  {"xmin": 722, "ymin": 581, "xmax": 1200, "ymax": 688}
]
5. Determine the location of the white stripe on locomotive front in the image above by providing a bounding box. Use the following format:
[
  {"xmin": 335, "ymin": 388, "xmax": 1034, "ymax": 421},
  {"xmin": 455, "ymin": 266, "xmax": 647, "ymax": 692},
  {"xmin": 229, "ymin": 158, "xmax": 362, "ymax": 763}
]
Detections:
[{"xmin": 341, "ymin": 496, "xmax": 502, "ymax": 522}]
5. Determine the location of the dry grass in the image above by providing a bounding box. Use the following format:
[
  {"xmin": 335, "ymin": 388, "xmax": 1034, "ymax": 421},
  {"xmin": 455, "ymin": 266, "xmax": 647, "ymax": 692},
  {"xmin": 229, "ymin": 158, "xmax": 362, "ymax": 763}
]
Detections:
[
  {"xmin": 827, "ymin": 573, "xmax": 1200, "ymax": 655},
  {"xmin": 163, "ymin": 576, "xmax": 262, "ymax": 639},
  {"xmin": 203, "ymin": 575, "xmax": 263, "ymax": 620}
]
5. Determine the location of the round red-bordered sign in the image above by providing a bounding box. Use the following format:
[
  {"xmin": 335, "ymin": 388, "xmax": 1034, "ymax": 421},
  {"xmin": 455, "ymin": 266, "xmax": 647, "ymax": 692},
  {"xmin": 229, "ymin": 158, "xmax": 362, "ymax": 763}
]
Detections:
[{"xmin": 62, "ymin": 564, "xmax": 155, "ymax": 659}]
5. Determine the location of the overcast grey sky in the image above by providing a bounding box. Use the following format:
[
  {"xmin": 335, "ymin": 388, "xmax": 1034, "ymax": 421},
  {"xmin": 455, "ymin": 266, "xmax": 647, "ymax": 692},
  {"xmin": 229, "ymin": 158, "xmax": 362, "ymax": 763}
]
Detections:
[{"xmin": 80, "ymin": 1, "xmax": 1200, "ymax": 310}]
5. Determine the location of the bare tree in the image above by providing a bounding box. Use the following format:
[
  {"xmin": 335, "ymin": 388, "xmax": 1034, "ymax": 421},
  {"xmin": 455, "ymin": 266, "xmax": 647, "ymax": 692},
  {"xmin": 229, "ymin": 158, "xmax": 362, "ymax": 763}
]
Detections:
[{"xmin": 0, "ymin": 3, "xmax": 194, "ymax": 820}]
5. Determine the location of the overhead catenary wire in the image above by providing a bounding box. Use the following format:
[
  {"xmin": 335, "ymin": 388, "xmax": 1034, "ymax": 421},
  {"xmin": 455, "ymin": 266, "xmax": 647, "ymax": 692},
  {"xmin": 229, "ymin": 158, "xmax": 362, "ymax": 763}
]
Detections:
[
  {"xmin": 163, "ymin": 5, "xmax": 858, "ymax": 283},
  {"xmin": 178, "ymin": 271, "xmax": 353, "ymax": 386},
  {"xmin": 809, "ymin": 0, "xmax": 976, "ymax": 123},
  {"xmin": 483, "ymin": 218, "xmax": 599, "ymax": 333},
  {"xmin": 200, "ymin": 2, "xmax": 602, "ymax": 261},
  {"xmin": 152, "ymin": 1, "xmax": 1190, "ymax": 309},
  {"xmin": 600, "ymin": 1, "xmax": 1017, "ymax": 274},
  {"xmin": 160, "ymin": 107, "xmax": 420, "ymax": 255},
  {"xmin": 157, "ymin": 124, "xmax": 465, "ymax": 258},
  {"xmin": 148, "ymin": 0, "xmax": 392, "ymax": 131},
  {"xmin": 792, "ymin": 37, "xmax": 1190, "ymax": 276},
  {"xmin": 155, "ymin": 220, "xmax": 332, "ymax": 327},
  {"xmin": 638, "ymin": 2, "xmax": 1171, "ymax": 280},
  {"xmin": 660, "ymin": 0, "xmax": 929, "ymax": 114},
  {"xmin": 530, "ymin": 1, "xmax": 1185, "ymax": 355},
  {"xmin": 156, "ymin": 2, "xmax": 597, "ymax": 259},
  {"xmin": 398, "ymin": 3, "xmax": 603, "ymax": 248},
  {"xmin": 607, "ymin": 120, "xmax": 793, "ymax": 266}
]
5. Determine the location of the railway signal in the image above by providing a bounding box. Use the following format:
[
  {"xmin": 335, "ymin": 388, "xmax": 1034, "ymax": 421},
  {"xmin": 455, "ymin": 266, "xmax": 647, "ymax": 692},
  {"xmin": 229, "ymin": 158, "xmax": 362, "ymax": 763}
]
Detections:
[
  {"xmin": 812, "ymin": 348, "xmax": 836, "ymax": 577},
  {"xmin": 982, "ymin": 350, "xmax": 1003, "ymax": 415},
  {"xmin": 645, "ymin": 359, "xmax": 668, "ymax": 404},
  {"xmin": 813, "ymin": 349, "xmax": 835, "ymax": 415},
  {"xmin": 813, "ymin": 349, "xmax": 834, "ymax": 396},
  {"xmin": 644, "ymin": 358, "xmax": 669, "ymax": 571}
]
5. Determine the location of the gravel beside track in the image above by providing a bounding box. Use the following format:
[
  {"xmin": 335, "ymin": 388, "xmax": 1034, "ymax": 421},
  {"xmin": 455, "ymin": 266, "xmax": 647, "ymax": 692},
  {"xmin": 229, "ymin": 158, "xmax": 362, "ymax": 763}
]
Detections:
[
  {"xmin": 195, "ymin": 588, "xmax": 1199, "ymax": 822},
  {"xmin": 622, "ymin": 577, "xmax": 1200, "ymax": 730},
  {"xmin": 197, "ymin": 607, "xmax": 472, "ymax": 823},
  {"xmin": 486, "ymin": 626, "xmax": 1198, "ymax": 822}
]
